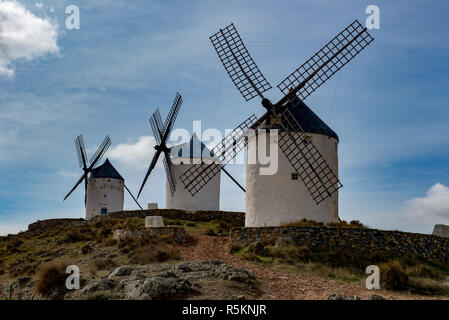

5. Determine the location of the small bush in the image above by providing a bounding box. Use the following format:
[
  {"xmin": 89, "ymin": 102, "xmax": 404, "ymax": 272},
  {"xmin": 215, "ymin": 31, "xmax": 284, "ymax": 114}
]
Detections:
[
  {"xmin": 408, "ymin": 264, "xmax": 443, "ymax": 280},
  {"xmin": 81, "ymin": 244, "xmax": 92, "ymax": 254},
  {"xmin": 205, "ymin": 228, "xmax": 216, "ymax": 236},
  {"xmin": 104, "ymin": 238, "xmax": 118, "ymax": 247},
  {"xmin": 283, "ymin": 218, "xmax": 366, "ymax": 229},
  {"xmin": 409, "ymin": 278, "xmax": 449, "ymax": 296},
  {"xmin": 93, "ymin": 258, "xmax": 116, "ymax": 270},
  {"xmin": 380, "ymin": 261, "xmax": 410, "ymax": 291},
  {"xmin": 35, "ymin": 261, "xmax": 68, "ymax": 297},
  {"xmin": 127, "ymin": 243, "xmax": 180, "ymax": 264},
  {"xmin": 242, "ymin": 251, "xmax": 262, "ymax": 262},
  {"xmin": 62, "ymin": 231, "xmax": 93, "ymax": 243}
]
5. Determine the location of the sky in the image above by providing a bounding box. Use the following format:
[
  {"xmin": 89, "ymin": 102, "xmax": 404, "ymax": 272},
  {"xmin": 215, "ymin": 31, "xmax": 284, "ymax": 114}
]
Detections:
[{"xmin": 0, "ymin": 0, "xmax": 448, "ymax": 235}]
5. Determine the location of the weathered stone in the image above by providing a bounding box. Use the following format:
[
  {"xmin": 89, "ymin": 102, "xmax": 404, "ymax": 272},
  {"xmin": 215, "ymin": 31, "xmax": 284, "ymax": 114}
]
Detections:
[
  {"xmin": 141, "ymin": 277, "xmax": 191, "ymax": 299},
  {"xmin": 108, "ymin": 266, "xmax": 132, "ymax": 278},
  {"xmin": 230, "ymin": 226, "xmax": 449, "ymax": 263},
  {"xmin": 145, "ymin": 216, "xmax": 165, "ymax": 228},
  {"xmin": 432, "ymin": 224, "xmax": 449, "ymax": 238}
]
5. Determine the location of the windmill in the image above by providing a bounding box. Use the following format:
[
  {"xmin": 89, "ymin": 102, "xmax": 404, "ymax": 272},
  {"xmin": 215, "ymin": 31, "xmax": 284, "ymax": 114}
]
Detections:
[
  {"xmin": 63, "ymin": 134, "xmax": 143, "ymax": 213},
  {"xmin": 137, "ymin": 93, "xmax": 183, "ymax": 199},
  {"xmin": 179, "ymin": 20, "xmax": 374, "ymax": 225},
  {"xmin": 64, "ymin": 134, "xmax": 112, "ymax": 204}
]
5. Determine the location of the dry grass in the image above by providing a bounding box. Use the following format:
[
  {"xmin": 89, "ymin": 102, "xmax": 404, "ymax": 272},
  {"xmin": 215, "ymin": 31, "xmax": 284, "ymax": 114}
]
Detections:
[
  {"xmin": 380, "ymin": 261, "xmax": 410, "ymax": 291},
  {"xmin": 116, "ymin": 233, "xmax": 180, "ymax": 264},
  {"xmin": 93, "ymin": 257, "xmax": 116, "ymax": 270},
  {"xmin": 283, "ymin": 218, "xmax": 366, "ymax": 229},
  {"xmin": 235, "ymin": 241, "xmax": 449, "ymax": 296},
  {"xmin": 34, "ymin": 261, "xmax": 70, "ymax": 297}
]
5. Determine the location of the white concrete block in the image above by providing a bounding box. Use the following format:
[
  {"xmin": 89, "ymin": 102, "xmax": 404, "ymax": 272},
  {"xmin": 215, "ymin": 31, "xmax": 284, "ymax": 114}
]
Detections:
[
  {"xmin": 432, "ymin": 224, "xmax": 449, "ymax": 238},
  {"xmin": 148, "ymin": 203, "xmax": 158, "ymax": 210},
  {"xmin": 145, "ymin": 216, "xmax": 165, "ymax": 228}
]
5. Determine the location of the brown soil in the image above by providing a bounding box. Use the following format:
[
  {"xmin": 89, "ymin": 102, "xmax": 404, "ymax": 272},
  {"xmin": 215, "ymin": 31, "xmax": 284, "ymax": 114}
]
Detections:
[{"xmin": 179, "ymin": 235, "xmax": 446, "ymax": 300}]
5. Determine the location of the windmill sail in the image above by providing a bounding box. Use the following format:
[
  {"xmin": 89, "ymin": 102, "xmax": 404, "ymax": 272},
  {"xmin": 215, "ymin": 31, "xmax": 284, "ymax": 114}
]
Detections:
[
  {"xmin": 210, "ymin": 23, "xmax": 271, "ymax": 101},
  {"xmin": 137, "ymin": 93, "xmax": 183, "ymax": 198},
  {"xmin": 179, "ymin": 114, "xmax": 257, "ymax": 196},
  {"xmin": 278, "ymin": 104, "xmax": 342, "ymax": 204},
  {"xmin": 276, "ymin": 20, "xmax": 374, "ymax": 103}
]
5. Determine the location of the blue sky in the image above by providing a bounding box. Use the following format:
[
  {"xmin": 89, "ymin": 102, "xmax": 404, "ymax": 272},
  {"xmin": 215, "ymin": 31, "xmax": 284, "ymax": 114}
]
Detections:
[{"xmin": 0, "ymin": 0, "xmax": 448, "ymax": 235}]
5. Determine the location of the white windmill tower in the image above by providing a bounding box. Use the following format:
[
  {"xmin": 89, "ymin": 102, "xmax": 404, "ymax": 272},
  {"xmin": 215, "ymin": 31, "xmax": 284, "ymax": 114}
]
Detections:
[
  {"xmin": 85, "ymin": 158, "xmax": 125, "ymax": 219},
  {"xmin": 179, "ymin": 21, "xmax": 374, "ymax": 227},
  {"xmin": 167, "ymin": 133, "xmax": 220, "ymax": 211},
  {"xmin": 64, "ymin": 135, "xmax": 142, "ymax": 219}
]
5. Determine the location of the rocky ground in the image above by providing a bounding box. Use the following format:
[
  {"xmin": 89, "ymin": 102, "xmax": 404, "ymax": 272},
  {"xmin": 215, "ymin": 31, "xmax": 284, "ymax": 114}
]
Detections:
[
  {"xmin": 178, "ymin": 235, "xmax": 448, "ymax": 300},
  {"xmin": 1, "ymin": 216, "xmax": 448, "ymax": 300}
]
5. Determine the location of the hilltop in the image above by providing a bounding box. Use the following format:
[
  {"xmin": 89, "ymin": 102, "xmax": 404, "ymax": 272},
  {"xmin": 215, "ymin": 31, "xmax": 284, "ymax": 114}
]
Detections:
[{"xmin": 1, "ymin": 211, "xmax": 449, "ymax": 300}]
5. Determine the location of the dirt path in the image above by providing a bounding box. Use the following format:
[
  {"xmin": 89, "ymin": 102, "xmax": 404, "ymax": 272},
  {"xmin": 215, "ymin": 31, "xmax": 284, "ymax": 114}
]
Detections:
[{"xmin": 178, "ymin": 235, "xmax": 442, "ymax": 300}]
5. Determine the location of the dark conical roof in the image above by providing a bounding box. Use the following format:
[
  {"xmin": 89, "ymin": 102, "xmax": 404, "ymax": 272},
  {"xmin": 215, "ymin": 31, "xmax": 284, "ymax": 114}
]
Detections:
[
  {"xmin": 253, "ymin": 96, "xmax": 339, "ymax": 142},
  {"xmin": 171, "ymin": 133, "xmax": 215, "ymax": 160},
  {"xmin": 90, "ymin": 158, "xmax": 124, "ymax": 181},
  {"xmin": 281, "ymin": 96, "xmax": 339, "ymax": 142}
]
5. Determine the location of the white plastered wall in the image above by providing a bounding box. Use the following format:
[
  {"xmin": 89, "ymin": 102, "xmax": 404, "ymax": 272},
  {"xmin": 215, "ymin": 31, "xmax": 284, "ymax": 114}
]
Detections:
[
  {"xmin": 85, "ymin": 178, "xmax": 124, "ymax": 219},
  {"xmin": 166, "ymin": 159, "xmax": 221, "ymax": 211},
  {"xmin": 245, "ymin": 131, "xmax": 339, "ymax": 227}
]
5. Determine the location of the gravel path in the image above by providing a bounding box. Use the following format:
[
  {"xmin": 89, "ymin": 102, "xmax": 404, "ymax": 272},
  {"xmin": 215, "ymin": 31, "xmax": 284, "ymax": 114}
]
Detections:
[{"xmin": 178, "ymin": 235, "xmax": 443, "ymax": 300}]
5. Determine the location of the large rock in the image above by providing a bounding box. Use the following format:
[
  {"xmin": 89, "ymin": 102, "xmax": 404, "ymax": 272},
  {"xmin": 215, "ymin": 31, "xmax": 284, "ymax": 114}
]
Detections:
[
  {"xmin": 432, "ymin": 224, "xmax": 449, "ymax": 238},
  {"xmin": 108, "ymin": 266, "xmax": 132, "ymax": 278}
]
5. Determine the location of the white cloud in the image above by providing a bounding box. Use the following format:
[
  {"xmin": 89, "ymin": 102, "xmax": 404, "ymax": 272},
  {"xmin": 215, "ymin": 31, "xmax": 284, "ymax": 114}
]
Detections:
[
  {"xmin": 58, "ymin": 170, "xmax": 80, "ymax": 179},
  {"xmin": 0, "ymin": 223, "xmax": 27, "ymax": 236},
  {"xmin": 107, "ymin": 136, "xmax": 157, "ymax": 169},
  {"xmin": 403, "ymin": 183, "xmax": 449, "ymax": 227},
  {"xmin": 0, "ymin": 0, "xmax": 59, "ymax": 77}
]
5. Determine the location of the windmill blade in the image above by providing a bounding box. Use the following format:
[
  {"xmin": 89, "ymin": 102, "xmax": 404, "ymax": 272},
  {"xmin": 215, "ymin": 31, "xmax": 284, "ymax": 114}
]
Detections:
[
  {"xmin": 180, "ymin": 114, "xmax": 257, "ymax": 196},
  {"xmin": 278, "ymin": 105, "xmax": 342, "ymax": 204},
  {"xmin": 75, "ymin": 135, "xmax": 88, "ymax": 168},
  {"xmin": 137, "ymin": 149, "xmax": 162, "ymax": 198},
  {"xmin": 210, "ymin": 23, "xmax": 272, "ymax": 102},
  {"xmin": 221, "ymin": 167, "xmax": 245, "ymax": 192},
  {"xmin": 124, "ymin": 184, "xmax": 143, "ymax": 210},
  {"xmin": 150, "ymin": 109, "xmax": 163, "ymax": 145},
  {"xmin": 63, "ymin": 172, "xmax": 88, "ymax": 201},
  {"xmin": 277, "ymin": 20, "xmax": 374, "ymax": 103},
  {"xmin": 162, "ymin": 93, "xmax": 182, "ymax": 141},
  {"xmin": 89, "ymin": 135, "xmax": 111, "ymax": 167},
  {"xmin": 163, "ymin": 150, "xmax": 177, "ymax": 196}
]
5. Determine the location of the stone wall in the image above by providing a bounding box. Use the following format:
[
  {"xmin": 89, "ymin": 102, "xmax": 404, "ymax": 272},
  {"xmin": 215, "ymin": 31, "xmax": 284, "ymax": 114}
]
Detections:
[
  {"xmin": 91, "ymin": 209, "xmax": 245, "ymax": 226},
  {"xmin": 113, "ymin": 227, "xmax": 190, "ymax": 244},
  {"xmin": 28, "ymin": 218, "xmax": 85, "ymax": 232},
  {"xmin": 230, "ymin": 226, "xmax": 449, "ymax": 263}
]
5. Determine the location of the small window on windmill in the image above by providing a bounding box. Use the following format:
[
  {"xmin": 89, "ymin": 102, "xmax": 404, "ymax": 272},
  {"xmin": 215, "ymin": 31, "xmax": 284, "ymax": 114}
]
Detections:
[
  {"xmin": 101, "ymin": 208, "xmax": 107, "ymax": 214},
  {"xmin": 301, "ymin": 135, "xmax": 312, "ymax": 144},
  {"xmin": 291, "ymin": 173, "xmax": 298, "ymax": 180}
]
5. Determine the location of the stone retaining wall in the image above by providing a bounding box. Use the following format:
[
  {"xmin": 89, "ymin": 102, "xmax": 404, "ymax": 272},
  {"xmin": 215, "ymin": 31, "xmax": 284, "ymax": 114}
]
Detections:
[
  {"xmin": 230, "ymin": 226, "xmax": 449, "ymax": 262},
  {"xmin": 91, "ymin": 209, "xmax": 245, "ymax": 226},
  {"xmin": 28, "ymin": 218, "xmax": 85, "ymax": 232},
  {"xmin": 113, "ymin": 227, "xmax": 190, "ymax": 244}
]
